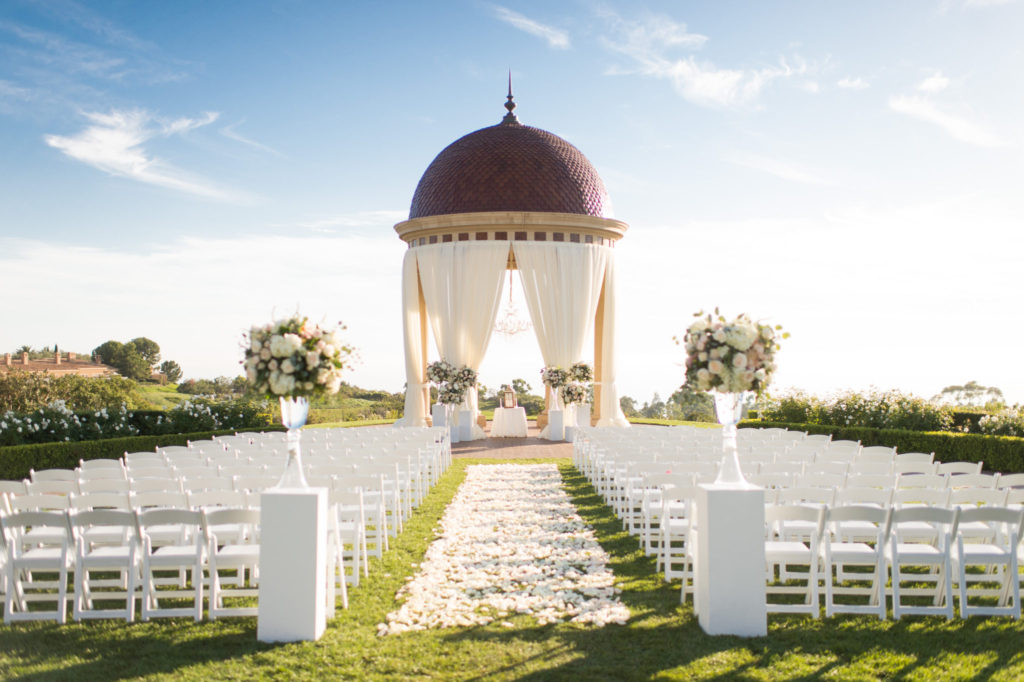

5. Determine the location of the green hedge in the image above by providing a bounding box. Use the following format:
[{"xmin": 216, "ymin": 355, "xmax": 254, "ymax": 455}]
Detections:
[
  {"xmin": 739, "ymin": 421, "xmax": 1024, "ymax": 473},
  {"xmin": 0, "ymin": 426, "xmax": 285, "ymax": 481}
]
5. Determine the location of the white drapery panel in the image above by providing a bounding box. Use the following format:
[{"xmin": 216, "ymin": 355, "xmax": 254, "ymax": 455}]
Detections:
[
  {"xmin": 514, "ymin": 243, "xmax": 609, "ymax": 436},
  {"xmin": 597, "ymin": 253, "xmax": 630, "ymax": 427},
  {"xmin": 395, "ymin": 249, "xmax": 428, "ymax": 427},
  {"xmin": 416, "ymin": 242, "xmax": 510, "ymax": 440}
]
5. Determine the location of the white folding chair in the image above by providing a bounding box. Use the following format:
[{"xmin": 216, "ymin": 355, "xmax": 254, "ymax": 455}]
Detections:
[
  {"xmin": 937, "ymin": 461, "xmax": 983, "ymax": 476},
  {"xmin": 69, "ymin": 509, "xmax": 139, "ymax": 622},
  {"xmin": 137, "ymin": 508, "xmax": 206, "ymax": 622},
  {"xmin": 2, "ymin": 511, "xmax": 73, "ymax": 623},
  {"xmin": 764, "ymin": 504, "xmax": 824, "ymax": 617},
  {"xmin": 205, "ymin": 508, "xmax": 261, "ymax": 619},
  {"xmin": 887, "ymin": 506, "xmax": 959, "ymax": 620},
  {"xmin": 821, "ymin": 505, "xmax": 890, "ymax": 619},
  {"xmin": 954, "ymin": 506, "xmax": 1022, "ymax": 619}
]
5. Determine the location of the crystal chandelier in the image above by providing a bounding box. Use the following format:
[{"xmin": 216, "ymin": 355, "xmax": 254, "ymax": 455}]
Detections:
[{"xmin": 494, "ymin": 271, "xmax": 532, "ymax": 337}]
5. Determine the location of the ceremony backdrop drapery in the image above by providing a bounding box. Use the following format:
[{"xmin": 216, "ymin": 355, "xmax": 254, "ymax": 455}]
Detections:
[
  {"xmin": 597, "ymin": 253, "xmax": 630, "ymax": 427},
  {"xmin": 396, "ymin": 249, "xmax": 429, "ymax": 427},
  {"xmin": 513, "ymin": 242, "xmax": 609, "ymax": 437},
  {"xmin": 415, "ymin": 242, "xmax": 510, "ymax": 440}
]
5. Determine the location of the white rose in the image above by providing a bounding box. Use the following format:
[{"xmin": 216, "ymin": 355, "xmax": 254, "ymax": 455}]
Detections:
[
  {"xmin": 269, "ymin": 334, "xmax": 289, "ymax": 357},
  {"xmin": 306, "ymin": 351, "xmax": 320, "ymax": 370},
  {"xmin": 697, "ymin": 352, "xmax": 708, "ymax": 362},
  {"xmin": 754, "ymin": 368, "xmax": 767, "ymax": 381},
  {"xmin": 281, "ymin": 359, "xmax": 295, "ymax": 374},
  {"xmin": 712, "ymin": 329, "xmax": 726, "ymax": 343},
  {"xmin": 322, "ymin": 344, "xmax": 336, "ymax": 359},
  {"xmin": 251, "ymin": 338, "xmax": 262, "ymax": 353},
  {"xmin": 283, "ymin": 333, "xmax": 304, "ymax": 354},
  {"xmin": 259, "ymin": 348, "xmax": 271, "ymax": 361},
  {"xmin": 245, "ymin": 366, "xmax": 257, "ymax": 382},
  {"xmin": 268, "ymin": 359, "xmax": 278, "ymax": 371},
  {"xmin": 708, "ymin": 360, "xmax": 724, "ymax": 375},
  {"xmin": 732, "ymin": 354, "xmax": 747, "ymax": 369}
]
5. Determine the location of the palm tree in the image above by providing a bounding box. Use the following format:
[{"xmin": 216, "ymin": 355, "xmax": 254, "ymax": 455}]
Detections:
[{"xmin": 15, "ymin": 345, "xmax": 32, "ymax": 355}]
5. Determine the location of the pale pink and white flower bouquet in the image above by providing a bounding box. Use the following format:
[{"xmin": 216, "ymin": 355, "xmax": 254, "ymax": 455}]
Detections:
[
  {"xmin": 243, "ymin": 315, "xmax": 352, "ymax": 398},
  {"xmin": 681, "ymin": 310, "xmax": 784, "ymax": 395}
]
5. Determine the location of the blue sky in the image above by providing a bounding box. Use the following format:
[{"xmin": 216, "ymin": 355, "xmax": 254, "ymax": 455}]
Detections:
[{"xmin": 1, "ymin": 0, "xmax": 1022, "ymax": 404}]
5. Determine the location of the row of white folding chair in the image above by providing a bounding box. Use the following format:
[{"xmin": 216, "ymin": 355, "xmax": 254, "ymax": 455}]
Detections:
[
  {"xmin": 1, "ymin": 505, "xmax": 261, "ymax": 623},
  {"xmin": 764, "ymin": 504, "xmax": 1023, "ymax": 619}
]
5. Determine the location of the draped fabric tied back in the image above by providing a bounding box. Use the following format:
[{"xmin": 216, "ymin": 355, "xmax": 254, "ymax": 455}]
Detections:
[
  {"xmin": 415, "ymin": 242, "xmax": 510, "ymax": 439},
  {"xmin": 513, "ymin": 243, "xmax": 610, "ymax": 438}
]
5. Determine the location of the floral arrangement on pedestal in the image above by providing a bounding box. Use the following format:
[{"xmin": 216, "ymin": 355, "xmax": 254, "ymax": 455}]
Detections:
[
  {"xmin": 559, "ymin": 382, "xmax": 587, "ymax": 406},
  {"xmin": 681, "ymin": 311, "xmax": 782, "ymax": 395},
  {"xmin": 243, "ymin": 314, "xmax": 352, "ymax": 488},
  {"xmin": 540, "ymin": 366, "xmax": 569, "ymax": 391},
  {"xmin": 430, "ymin": 363, "xmax": 477, "ymax": 406},
  {"xmin": 243, "ymin": 316, "xmax": 351, "ymax": 398},
  {"xmin": 569, "ymin": 362, "xmax": 593, "ymax": 384},
  {"xmin": 680, "ymin": 309, "xmax": 785, "ymax": 486},
  {"xmin": 426, "ymin": 360, "xmax": 456, "ymax": 386}
]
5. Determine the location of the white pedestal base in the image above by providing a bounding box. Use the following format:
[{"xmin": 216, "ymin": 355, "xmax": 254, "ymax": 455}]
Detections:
[
  {"xmin": 431, "ymin": 403, "xmax": 446, "ymax": 429},
  {"xmin": 258, "ymin": 488, "xmax": 329, "ymax": 642},
  {"xmin": 693, "ymin": 483, "xmax": 766, "ymax": 637},
  {"xmin": 548, "ymin": 410, "xmax": 564, "ymax": 441},
  {"xmin": 577, "ymin": 403, "xmax": 591, "ymax": 428},
  {"xmin": 459, "ymin": 409, "xmax": 473, "ymax": 441}
]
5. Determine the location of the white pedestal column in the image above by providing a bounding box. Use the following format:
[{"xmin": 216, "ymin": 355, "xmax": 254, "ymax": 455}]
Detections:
[
  {"xmin": 577, "ymin": 403, "xmax": 591, "ymax": 428},
  {"xmin": 693, "ymin": 483, "xmax": 766, "ymax": 637},
  {"xmin": 459, "ymin": 409, "xmax": 473, "ymax": 441},
  {"xmin": 547, "ymin": 410, "xmax": 564, "ymax": 441},
  {"xmin": 258, "ymin": 488, "xmax": 329, "ymax": 642},
  {"xmin": 431, "ymin": 403, "xmax": 446, "ymax": 429}
]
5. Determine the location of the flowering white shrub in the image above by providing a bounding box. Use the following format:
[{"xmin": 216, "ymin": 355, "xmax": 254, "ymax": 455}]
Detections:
[
  {"xmin": 243, "ymin": 315, "xmax": 352, "ymax": 398},
  {"xmin": 682, "ymin": 310, "xmax": 783, "ymax": 394},
  {"xmin": 379, "ymin": 464, "xmax": 628, "ymax": 634},
  {"xmin": 979, "ymin": 408, "xmax": 1024, "ymax": 437}
]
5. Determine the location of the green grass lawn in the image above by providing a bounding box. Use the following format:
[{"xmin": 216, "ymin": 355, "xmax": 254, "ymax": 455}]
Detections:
[
  {"xmin": 3, "ymin": 459, "xmax": 1024, "ymax": 680},
  {"xmin": 137, "ymin": 383, "xmax": 189, "ymax": 410}
]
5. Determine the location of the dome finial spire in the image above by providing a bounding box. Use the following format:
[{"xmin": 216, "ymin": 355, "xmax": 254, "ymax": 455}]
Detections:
[{"xmin": 502, "ymin": 70, "xmax": 518, "ymax": 124}]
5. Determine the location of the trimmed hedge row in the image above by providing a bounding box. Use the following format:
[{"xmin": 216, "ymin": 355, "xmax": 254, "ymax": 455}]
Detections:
[
  {"xmin": 0, "ymin": 426, "xmax": 285, "ymax": 481},
  {"xmin": 739, "ymin": 421, "xmax": 1024, "ymax": 474}
]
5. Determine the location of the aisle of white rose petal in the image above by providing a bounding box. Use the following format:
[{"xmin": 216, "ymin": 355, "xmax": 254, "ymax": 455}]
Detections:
[{"xmin": 379, "ymin": 463, "xmax": 629, "ymax": 634}]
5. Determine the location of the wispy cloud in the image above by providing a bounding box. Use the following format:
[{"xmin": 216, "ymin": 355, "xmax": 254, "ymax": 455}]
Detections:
[
  {"xmin": 284, "ymin": 210, "xmax": 409, "ymax": 233},
  {"xmin": 917, "ymin": 72, "xmax": 950, "ymax": 93},
  {"xmin": 889, "ymin": 95, "xmax": 1001, "ymax": 147},
  {"xmin": 492, "ymin": 6, "xmax": 570, "ymax": 49},
  {"xmin": 599, "ymin": 11, "xmax": 809, "ymax": 108},
  {"xmin": 837, "ymin": 76, "xmax": 869, "ymax": 90},
  {"xmin": 220, "ymin": 120, "xmax": 281, "ymax": 155},
  {"xmin": 727, "ymin": 153, "xmax": 832, "ymax": 185},
  {"xmin": 44, "ymin": 108, "xmax": 249, "ymax": 201}
]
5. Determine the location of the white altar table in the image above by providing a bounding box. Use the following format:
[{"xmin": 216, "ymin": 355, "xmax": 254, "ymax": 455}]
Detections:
[{"xmin": 491, "ymin": 407, "xmax": 528, "ymax": 438}]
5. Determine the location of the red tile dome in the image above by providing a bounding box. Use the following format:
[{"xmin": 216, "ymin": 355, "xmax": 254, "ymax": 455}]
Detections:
[{"xmin": 409, "ymin": 118, "xmax": 612, "ymax": 220}]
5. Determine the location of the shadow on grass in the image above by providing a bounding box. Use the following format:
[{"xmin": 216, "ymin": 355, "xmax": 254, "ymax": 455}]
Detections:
[
  {"xmin": 0, "ymin": 619, "xmax": 274, "ymax": 681},
  {"xmin": 435, "ymin": 464, "xmax": 1024, "ymax": 681}
]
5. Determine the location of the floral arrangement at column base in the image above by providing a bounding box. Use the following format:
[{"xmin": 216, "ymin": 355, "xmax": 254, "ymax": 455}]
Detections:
[{"xmin": 243, "ymin": 315, "xmax": 352, "ymax": 488}]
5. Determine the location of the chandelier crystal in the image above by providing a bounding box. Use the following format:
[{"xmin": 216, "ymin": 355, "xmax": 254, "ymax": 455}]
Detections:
[{"xmin": 494, "ymin": 271, "xmax": 532, "ymax": 337}]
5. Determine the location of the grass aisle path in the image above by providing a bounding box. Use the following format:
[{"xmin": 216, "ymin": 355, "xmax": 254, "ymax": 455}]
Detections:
[{"xmin": 3, "ymin": 459, "xmax": 1024, "ymax": 680}]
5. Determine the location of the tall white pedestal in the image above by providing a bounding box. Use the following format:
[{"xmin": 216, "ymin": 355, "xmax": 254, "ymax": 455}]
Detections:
[
  {"xmin": 577, "ymin": 403, "xmax": 591, "ymax": 428},
  {"xmin": 459, "ymin": 409, "xmax": 473, "ymax": 441},
  {"xmin": 258, "ymin": 488, "xmax": 329, "ymax": 642},
  {"xmin": 547, "ymin": 410, "xmax": 564, "ymax": 441},
  {"xmin": 693, "ymin": 483, "xmax": 766, "ymax": 637},
  {"xmin": 431, "ymin": 403, "xmax": 446, "ymax": 429}
]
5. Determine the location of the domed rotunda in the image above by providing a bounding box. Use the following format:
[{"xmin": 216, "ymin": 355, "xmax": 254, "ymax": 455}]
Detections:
[{"xmin": 394, "ymin": 88, "xmax": 629, "ymax": 436}]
